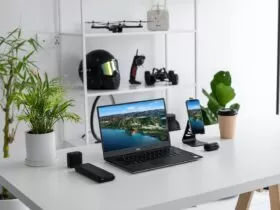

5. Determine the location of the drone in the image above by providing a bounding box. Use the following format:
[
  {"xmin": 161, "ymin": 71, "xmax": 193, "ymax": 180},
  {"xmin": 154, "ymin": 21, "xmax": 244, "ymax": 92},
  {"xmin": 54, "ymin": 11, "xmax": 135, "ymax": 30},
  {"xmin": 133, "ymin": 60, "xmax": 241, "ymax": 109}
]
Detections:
[{"xmin": 86, "ymin": 20, "xmax": 148, "ymax": 33}]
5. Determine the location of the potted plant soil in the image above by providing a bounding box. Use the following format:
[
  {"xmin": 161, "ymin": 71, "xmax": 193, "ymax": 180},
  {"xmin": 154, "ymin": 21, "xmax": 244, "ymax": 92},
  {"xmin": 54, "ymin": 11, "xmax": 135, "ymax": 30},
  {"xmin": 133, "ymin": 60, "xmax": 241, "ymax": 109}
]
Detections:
[
  {"xmin": 16, "ymin": 72, "xmax": 80, "ymax": 167},
  {"xmin": 0, "ymin": 29, "xmax": 39, "ymax": 209}
]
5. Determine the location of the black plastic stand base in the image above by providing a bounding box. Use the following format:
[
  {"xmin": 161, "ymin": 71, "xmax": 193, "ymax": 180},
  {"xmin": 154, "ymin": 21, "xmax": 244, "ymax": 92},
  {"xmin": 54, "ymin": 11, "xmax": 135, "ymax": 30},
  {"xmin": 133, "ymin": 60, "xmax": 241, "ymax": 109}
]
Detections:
[
  {"xmin": 182, "ymin": 121, "xmax": 206, "ymax": 147},
  {"xmin": 184, "ymin": 139, "xmax": 206, "ymax": 147},
  {"xmin": 129, "ymin": 79, "xmax": 141, "ymax": 85}
]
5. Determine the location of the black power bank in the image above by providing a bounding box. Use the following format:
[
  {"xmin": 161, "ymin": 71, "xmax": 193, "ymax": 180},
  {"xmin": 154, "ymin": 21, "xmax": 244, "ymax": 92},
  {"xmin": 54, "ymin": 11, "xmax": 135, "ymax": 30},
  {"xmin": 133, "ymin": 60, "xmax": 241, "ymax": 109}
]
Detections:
[{"xmin": 75, "ymin": 163, "xmax": 115, "ymax": 183}]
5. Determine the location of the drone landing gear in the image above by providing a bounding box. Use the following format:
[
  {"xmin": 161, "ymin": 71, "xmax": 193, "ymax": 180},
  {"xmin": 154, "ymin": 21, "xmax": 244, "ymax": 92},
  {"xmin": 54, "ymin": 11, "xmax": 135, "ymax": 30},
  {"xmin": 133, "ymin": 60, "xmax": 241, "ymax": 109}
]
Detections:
[{"xmin": 182, "ymin": 121, "xmax": 206, "ymax": 147}]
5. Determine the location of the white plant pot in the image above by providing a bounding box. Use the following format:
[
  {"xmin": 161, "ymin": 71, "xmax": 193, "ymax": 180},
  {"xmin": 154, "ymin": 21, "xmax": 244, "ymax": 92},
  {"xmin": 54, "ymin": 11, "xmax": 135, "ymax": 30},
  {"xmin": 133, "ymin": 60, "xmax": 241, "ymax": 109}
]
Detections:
[
  {"xmin": 25, "ymin": 131, "xmax": 56, "ymax": 167},
  {"xmin": 0, "ymin": 198, "xmax": 29, "ymax": 210}
]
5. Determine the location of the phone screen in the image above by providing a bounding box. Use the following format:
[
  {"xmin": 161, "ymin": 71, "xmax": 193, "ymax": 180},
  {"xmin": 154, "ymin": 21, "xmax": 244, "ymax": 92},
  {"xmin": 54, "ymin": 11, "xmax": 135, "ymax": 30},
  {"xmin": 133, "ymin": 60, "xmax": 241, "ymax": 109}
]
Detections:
[{"xmin": 186, "ymin": 99, "xmax": 205, "ymax": 134}]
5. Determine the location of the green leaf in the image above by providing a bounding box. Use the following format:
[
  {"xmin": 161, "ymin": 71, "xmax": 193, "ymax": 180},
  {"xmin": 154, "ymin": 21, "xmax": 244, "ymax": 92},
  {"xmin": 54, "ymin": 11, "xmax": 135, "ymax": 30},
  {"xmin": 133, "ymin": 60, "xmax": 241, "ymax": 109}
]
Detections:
[
  {"xmin": 28, "ymin": 38, "xmax": 40, "ymax": 51},
  {"xmin": 15, "ymin": 40, "xmax": 26, "ymax": 51},
  {"xmin": 207, "ymin": 93, "xmax": 222, "ymax": 117},
  {"xmin": 214, "ymin": 83, "xmax": 236, "ymax": 106},
  {"xmin": 23, "ymin": 51, "xmax": 35, "ymax": 62},
  {"xmin": 6, "ymin": 28, "xmax": 20, "ymax": 40},
  {"xmin": 202, "ymin": 89, "xmax": 221, "ymax": 108},
  {"xmin": 230, "ymin": 103, "xmax": 240, "ymax": 112},
  {"xmin": 17, "ymin": 29, "xmax": 22, "ymax": 39},
  {"xmin": 210, "ymin": 71, "xmax": 231, "ymax": 97},
  {"xmin": 201, "ymin": 106, "xmax": 217, "ymax": 125}
]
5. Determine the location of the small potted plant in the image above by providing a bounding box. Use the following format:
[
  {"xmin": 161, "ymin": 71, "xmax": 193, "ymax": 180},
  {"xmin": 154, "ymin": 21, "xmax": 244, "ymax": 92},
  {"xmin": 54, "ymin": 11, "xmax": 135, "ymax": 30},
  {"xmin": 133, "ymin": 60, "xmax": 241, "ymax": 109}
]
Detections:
[
  {"xmin": 0, "ymin": 28, "xmax": 39, "ymax": 210},
  {"xmin": 16, "ymin": 72, "xmax": 80, "ymax": 167},
  {"xmin": 201, "ymin": 71, "xmax": 240, "ymax": 139}
]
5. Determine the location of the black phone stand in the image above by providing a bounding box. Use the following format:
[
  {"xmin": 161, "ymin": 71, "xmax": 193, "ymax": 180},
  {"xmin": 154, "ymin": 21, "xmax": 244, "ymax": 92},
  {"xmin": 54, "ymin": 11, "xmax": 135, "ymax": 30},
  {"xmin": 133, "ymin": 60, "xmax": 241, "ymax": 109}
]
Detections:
[{"xmin": 182, "ymin": 121, "xmax": 206, "ymax": 147}]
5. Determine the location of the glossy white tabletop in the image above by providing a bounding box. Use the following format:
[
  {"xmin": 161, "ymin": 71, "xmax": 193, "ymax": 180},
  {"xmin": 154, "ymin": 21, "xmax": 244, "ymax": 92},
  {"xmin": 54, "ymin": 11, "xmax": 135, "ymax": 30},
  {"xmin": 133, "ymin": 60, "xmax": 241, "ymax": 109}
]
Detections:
[{"xmin": 1, "ymin": 116, "xmax": 280, "ymax": 210}]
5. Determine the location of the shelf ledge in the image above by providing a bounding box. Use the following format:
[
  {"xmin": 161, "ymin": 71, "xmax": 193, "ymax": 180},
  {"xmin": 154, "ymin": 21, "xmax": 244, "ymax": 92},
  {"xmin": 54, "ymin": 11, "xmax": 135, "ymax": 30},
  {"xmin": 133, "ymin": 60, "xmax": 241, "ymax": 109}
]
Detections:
[
  {"xmin": 60, "ymin": 30, "xmax": 196, "ymax": 38},
  {"xmin": 66, "ymin": 83, "xmax": 194, "ymax": 98}
]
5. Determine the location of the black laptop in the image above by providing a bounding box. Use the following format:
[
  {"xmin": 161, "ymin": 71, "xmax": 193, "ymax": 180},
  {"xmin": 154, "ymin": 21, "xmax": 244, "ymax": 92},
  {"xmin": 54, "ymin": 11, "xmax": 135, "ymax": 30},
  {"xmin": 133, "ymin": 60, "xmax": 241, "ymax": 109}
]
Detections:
[{"xmin": 97, "ymin": 98, "xmax": 202, "ymax": 174}]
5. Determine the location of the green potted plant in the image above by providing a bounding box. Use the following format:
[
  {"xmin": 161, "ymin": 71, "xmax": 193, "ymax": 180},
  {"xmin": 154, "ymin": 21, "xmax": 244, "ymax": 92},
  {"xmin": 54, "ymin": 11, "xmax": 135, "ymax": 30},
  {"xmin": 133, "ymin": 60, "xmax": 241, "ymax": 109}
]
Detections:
[
  {"xmin": 0, "ymin": 29, "xmax": 39, "ymax": 209},
  {"xmin": 201, "ymin": 71, "xmax": 240, "ymax": 125},
  {"xmin": 16, "ymin": 72, "xmax": 80, "ymax": 167},
  {"xmin": 201, "ymin": 71, "xmax": 240, "ymax": 139}
]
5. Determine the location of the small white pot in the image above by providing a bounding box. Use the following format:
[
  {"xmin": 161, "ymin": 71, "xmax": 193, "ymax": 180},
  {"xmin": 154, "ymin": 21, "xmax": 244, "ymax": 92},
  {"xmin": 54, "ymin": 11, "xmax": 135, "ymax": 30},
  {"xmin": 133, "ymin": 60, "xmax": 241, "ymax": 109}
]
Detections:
[
  {"xmin": 0, "ymin": 198, "xmax": 29, "ymax": 210},
  {"xmin": 25, "ymin": 131, "xmax": 56, "ymax": 167}
]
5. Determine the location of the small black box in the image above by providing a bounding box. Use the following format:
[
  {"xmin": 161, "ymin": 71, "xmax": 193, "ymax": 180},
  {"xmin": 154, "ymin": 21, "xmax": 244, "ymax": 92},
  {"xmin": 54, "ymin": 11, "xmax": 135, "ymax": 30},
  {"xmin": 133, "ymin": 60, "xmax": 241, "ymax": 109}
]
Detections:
[{"xmin": 67, "ymin": 151, "xmax": 82, "ymax": 168}]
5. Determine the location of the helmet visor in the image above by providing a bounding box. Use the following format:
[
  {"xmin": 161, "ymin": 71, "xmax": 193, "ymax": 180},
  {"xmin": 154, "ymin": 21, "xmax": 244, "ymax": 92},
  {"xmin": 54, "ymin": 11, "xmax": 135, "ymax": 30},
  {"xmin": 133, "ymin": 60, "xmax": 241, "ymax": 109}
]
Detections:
[{"xmin": 101, "ymin": 59, "xmax": 119, "ymax": 76}]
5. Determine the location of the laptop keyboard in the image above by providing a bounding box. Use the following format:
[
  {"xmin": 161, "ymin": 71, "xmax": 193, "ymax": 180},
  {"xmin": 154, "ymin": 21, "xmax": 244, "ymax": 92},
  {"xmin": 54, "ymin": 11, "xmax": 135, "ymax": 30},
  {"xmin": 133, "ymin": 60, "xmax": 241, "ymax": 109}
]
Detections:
[{"xmin": 116, "ymin": 147, "xmax": 180, "ymax": 165}]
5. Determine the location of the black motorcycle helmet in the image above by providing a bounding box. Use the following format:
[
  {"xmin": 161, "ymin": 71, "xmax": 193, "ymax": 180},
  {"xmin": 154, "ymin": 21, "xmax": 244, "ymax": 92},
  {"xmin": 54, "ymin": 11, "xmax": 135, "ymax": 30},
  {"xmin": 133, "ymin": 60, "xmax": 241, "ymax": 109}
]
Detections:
[{"xmin": 78, "ymin": 50, "xmax": 120, "ymax": 90}]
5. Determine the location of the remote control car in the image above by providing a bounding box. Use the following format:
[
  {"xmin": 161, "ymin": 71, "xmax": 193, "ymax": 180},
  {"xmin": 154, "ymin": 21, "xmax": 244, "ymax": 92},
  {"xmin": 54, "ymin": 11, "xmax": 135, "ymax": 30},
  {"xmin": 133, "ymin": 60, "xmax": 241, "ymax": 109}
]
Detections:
[{"xmin": 145, "ymin": 68, "xmax": 179, "ymax": 86}]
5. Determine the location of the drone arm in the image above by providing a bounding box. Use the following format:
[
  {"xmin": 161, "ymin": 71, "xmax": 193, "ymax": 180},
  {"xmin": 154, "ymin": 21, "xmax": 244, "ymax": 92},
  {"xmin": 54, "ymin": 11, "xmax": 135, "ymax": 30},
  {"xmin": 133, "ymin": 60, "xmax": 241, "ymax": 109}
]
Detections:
[
  {"xmin": 122, "ymin": 25, "xmax": 143, "ymax": 29},
  {"xmin": 91, "ymin": 26, "xmax": 109, "ymax": 29}
]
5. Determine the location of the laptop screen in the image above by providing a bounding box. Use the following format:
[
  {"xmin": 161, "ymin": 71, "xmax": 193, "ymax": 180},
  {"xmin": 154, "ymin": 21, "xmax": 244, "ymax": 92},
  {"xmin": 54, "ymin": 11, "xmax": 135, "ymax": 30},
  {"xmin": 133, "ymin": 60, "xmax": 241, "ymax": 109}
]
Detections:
[{"xmin": 97, "ymin": 99, "xmax": 169, "ymax": 153}]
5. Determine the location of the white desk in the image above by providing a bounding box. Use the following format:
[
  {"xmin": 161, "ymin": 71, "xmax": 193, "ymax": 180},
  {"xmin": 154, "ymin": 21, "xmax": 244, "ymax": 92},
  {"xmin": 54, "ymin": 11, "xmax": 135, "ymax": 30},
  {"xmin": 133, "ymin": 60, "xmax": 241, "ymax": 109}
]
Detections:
[{"xmin": 1, "ymin": 117, "xmax": 280, "ymax": 210}]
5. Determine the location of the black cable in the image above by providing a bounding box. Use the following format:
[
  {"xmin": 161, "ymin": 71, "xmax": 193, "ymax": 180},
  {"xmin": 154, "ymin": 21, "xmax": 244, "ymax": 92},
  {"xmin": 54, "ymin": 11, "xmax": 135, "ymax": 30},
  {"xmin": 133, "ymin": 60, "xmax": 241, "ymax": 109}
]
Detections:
[
  {"xmin": 90, "ymin": 95, "xmax": 115, "ymax": 143},
  {"xmin": 90, "ymin": 96, "xmax": 101, "ymax": 143}
]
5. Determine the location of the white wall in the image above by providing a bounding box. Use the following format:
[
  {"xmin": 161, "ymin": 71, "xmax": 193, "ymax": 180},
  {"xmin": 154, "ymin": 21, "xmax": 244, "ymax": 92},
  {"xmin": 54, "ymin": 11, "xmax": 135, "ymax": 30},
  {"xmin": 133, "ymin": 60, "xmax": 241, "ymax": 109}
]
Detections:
[
  {"xmin": 0, "ymin": 0, "xmax": 278, "ymax": 151},
  {"xmin": 197, "ymin": 0, "xmax": 278, "ymax": 118}
]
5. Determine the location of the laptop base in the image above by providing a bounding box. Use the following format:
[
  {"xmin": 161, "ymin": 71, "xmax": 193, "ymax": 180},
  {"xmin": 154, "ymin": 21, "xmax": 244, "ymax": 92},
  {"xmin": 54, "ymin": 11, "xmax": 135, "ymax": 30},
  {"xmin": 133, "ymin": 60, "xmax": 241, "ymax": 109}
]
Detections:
[{"xmin": 106, "ymin": 146, "xmax": 202, "ymax": 174}]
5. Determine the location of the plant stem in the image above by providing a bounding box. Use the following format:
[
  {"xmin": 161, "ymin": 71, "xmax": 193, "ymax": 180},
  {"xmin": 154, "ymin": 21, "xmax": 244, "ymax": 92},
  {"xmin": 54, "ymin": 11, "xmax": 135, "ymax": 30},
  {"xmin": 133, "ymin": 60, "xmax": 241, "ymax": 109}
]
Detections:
[
  {"xmin": 3, "ymin": 74, "xmax": 13, "ymax": 159},
  {"xmin": 3, "ymin": 107, "xmax": 10, "ymax": 158}
]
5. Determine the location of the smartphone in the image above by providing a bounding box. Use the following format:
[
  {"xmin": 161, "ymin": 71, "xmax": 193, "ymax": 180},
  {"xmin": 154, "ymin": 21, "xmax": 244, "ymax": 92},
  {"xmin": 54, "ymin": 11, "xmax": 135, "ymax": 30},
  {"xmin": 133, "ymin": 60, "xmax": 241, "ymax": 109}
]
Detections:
[{"xmin": 186, "ymin": 99, "xmax": 205, "ymax": 134}]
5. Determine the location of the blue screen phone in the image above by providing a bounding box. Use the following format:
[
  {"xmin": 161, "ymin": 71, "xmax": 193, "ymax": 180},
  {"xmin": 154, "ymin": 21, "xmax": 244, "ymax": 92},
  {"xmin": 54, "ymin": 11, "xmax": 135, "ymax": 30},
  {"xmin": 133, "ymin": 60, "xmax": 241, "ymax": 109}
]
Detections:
[{"xmin": 186, "ymin": 99, "xmax": 205, "ymax": 134}]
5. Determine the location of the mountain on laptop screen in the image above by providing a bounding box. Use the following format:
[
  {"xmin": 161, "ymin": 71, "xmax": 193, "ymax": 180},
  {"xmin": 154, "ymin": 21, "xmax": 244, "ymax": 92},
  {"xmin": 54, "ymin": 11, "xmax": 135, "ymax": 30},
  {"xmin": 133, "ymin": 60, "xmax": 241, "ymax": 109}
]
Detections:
[{"xmin": 98, "ymin": 99, "xmax": 169, "ymax": 152}]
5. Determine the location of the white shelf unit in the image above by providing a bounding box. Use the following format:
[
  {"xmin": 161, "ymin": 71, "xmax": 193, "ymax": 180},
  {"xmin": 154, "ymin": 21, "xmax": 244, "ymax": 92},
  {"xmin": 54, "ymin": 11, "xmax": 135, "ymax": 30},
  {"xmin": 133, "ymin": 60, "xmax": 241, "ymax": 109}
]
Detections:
[{"xmin": 61, "ymin": 0, "xmax": 198, "ymax": 144}]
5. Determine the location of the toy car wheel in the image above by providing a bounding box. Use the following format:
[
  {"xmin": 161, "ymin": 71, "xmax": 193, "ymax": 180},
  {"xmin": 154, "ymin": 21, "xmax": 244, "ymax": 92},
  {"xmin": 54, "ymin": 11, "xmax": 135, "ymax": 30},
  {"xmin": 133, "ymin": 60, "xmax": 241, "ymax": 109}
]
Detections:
[
  {"xmin": 168, "ymin": 71, "xmax": 175, "ymax": 79},
  {"xmin": 145, "ymin": 71, "xmax": 153, "ymax": 86},
  {"xmin": 171, "ymin": 74, "xmax": 179, "ymax": 85}
]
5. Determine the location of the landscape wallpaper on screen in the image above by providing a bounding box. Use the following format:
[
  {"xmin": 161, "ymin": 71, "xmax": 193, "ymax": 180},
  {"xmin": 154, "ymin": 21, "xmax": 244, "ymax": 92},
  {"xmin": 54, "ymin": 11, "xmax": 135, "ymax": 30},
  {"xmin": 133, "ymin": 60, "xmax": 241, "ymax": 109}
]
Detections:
[
  {"xmin": 99, "ymin": 100, "xmax": 168, "ymax": 152},
  {"xmin": 186, "ymin": 100, "xmax": 205, "ymax": 134}
]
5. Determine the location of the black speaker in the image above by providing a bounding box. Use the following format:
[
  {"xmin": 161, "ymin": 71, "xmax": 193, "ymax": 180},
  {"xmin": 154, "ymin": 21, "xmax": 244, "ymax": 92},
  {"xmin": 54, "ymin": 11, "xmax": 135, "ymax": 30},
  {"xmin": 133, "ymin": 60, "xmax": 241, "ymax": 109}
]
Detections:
[{"xmin": 67, "ymin": 151, "xmax": 82, "ymax": 168}]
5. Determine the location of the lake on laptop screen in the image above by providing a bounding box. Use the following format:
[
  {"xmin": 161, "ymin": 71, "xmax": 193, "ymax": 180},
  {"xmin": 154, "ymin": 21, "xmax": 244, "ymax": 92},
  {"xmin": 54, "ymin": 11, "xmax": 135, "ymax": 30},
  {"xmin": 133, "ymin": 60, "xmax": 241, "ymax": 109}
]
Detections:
[{"xmin": 98, "ymin": 99, "xmax": 169, "ymax": 152}]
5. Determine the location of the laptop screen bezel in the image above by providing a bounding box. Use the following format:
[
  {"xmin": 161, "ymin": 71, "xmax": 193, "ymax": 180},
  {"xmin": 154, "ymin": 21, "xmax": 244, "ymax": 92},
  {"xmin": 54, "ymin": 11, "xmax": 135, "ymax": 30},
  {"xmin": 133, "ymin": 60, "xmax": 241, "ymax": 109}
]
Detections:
[{"xmin": 97, "ymin": 98, "xmax": 171, "ymax": 159}]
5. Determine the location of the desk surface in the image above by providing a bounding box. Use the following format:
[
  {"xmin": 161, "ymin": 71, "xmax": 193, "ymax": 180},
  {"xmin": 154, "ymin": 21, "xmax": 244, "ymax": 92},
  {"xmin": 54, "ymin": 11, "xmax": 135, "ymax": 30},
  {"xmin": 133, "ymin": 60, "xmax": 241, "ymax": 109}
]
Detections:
[{"xmin": 1, "ymin": 117, "xmax": 280, "ymax": 210}]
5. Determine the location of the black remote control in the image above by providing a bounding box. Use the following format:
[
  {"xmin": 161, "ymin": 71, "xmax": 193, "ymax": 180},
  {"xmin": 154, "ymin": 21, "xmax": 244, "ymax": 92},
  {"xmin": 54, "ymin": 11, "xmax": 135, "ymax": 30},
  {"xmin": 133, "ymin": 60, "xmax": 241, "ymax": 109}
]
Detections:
[{"xmin": 75, "ymin": 163, "xmax": 115, "ymax": 183}]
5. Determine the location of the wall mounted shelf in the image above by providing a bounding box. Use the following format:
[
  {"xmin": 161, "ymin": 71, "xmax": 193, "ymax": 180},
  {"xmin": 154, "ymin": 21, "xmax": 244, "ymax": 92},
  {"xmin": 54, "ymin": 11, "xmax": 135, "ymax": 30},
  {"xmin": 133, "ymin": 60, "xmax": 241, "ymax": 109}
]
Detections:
[{"xmin": 60, "ymin": 30, "xmax": 196, "ymax": 38}]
